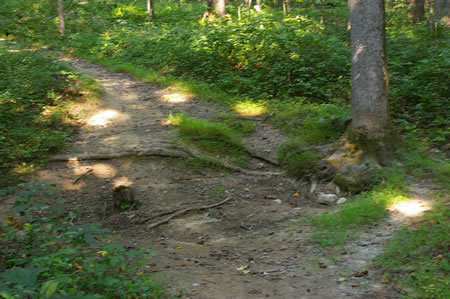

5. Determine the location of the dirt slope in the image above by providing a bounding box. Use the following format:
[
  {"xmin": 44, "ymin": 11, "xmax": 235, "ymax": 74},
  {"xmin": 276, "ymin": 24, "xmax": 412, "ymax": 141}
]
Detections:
[{"xmin": 29, "ymin": 57, "xmax": 410, "ymax": 298}]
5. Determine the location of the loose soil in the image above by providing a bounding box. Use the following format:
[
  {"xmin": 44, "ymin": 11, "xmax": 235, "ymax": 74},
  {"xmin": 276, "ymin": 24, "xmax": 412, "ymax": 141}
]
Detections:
[{"xmin": 5, "ymin": 57, "xmax": 435, "ymax": 298}]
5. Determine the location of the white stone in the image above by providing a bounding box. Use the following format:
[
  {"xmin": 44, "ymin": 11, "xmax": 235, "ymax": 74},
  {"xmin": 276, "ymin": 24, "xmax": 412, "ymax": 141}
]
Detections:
[
  {"xmin": 317, "ymin": 193, "xmax": 338, "ymax": 205},
  {"xmin": 337, "ymin": 197, "xmax": 347, "ymax": 205}
]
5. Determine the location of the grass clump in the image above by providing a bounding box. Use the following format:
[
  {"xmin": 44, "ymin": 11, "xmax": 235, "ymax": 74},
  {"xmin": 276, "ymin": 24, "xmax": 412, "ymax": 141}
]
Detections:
[
  {"xmin": 374, "ymin": 199, "xmax": 449, "ymax": 298},
  {"xmin": 273, "ymin": 102, "xmax": 349, "ymax": 178},
  {"xmin": 278, "ymin": 138, "xmax": 320, "ymax": 178},
  {"xmin": 0, "ymin": 45, "xmax": 102, "ymax": 186},
  {"xmin": 307, "ymin": 169, "xmax": 406, "ymax": 247},
  {"xmin": 0, "ymin": 184, "xmax": 167, "ymax": 298},
  {"xmin": 271, "ymin": 102, "xmax": 350, "ymax": 145},
  {"xmin": 170, "ymin": 113, "xmax": 248, "ymax": 163}
]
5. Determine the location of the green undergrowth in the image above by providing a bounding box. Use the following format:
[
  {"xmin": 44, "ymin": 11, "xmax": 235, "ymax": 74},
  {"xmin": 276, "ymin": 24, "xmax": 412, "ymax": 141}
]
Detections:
[
  {"xmin": 0, "ymin": 43, "xmax": 103, "ymax": 187},
  {"xmin": 273, "ymin": 102, "xmax": 349, "ymax": 177},
  {"xmin": 0, "ymin": 184, "xmax": 168, "ymax": 298},
  {"xmin": 374, "ymin": 198, "xmax": 449, "ymax": 298},
  {"xmin": 306, "ymin": 168, "xmax": 407, "ymax": 247},
  {"xmin": 170, "ymin": 113, "xmax": 249, "ymax": 165}
]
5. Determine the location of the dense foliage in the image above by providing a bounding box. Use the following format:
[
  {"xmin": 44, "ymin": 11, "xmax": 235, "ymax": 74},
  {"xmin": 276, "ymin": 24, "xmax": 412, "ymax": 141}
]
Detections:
[
  {"xmin": 0, "ymin": 184, "xmax": 167, "ymax": 298},
  {"xmin": 1, "ymin": 1, "xmax": 449, "ymax": 297},
  {"xmin": 2, "ymin": 0, "xmax": 447, "ymax": 144},
  {"xmin": 0, "ymin": 43, "xmax": 101, "ymax": 186}
]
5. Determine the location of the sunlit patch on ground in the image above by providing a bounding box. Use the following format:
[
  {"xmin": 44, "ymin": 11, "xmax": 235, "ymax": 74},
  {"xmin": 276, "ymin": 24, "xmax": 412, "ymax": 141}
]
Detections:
[
  {"xmin": 88, "ymin": 109, "xmax": 129, "ymax": 126},
  {"xmin": 113, "ymin": 176, "xmax": 133, "ymax": 188},
  {"xmin": 90, "ymin": 163, "xmax": 117, "ymax": 178},
  {"xmin": 233, "ymin": 100, "xmax": 266, "ymax": 117},
  {"xmin": 389, "ymin": 199, "xmax": 431, "ymax": 218},
  {"xmin": 161, "ymin": 93, "xmax": 192, "ymax": 103},
  {"xmin": 161, "ymin": 114, "xmax": 182, "ymax": 126}
]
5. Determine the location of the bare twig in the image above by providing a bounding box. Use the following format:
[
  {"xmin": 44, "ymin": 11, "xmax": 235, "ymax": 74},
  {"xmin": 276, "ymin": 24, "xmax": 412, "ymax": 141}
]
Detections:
[
  {"xmin": 72, "ymin": 168, "xmax": 93, "ymax": 184},
  {"xmin": 146, "ymin": 197, "xmax": 232, "ymax": 229},
  {"xmin": 101, "ymin": 201, "xmax": 107, "ymax": 222}
]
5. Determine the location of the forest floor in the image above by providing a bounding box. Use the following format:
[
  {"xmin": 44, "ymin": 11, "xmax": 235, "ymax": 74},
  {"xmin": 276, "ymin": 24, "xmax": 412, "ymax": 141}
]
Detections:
[{"xmin": 9, "ymin": 57, "xmax": 437, "ymax": 298}]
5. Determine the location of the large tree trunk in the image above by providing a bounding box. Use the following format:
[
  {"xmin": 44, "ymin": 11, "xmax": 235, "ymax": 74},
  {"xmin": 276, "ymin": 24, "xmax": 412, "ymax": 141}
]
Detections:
[
  {"xmin": 213, "ymin": 0, "xmax": 227, "ymax": 17},
  {"xmin": 326, "ymin": 0, "xmax": 395, "ymax": 193},
  {"xmin": 409, "ymin": 0, "xmax": 426, "ymax": 21},
  {"xmin": 348, "ymin": 0, "xmax": 392, "ymax": 143},
  {"xmin": 57, "ymin": 0, "xmax": 65, "ymax": 36},
  {"xmin": 203, "ymin": 0, "xmax": 227, "ymax": 19}
]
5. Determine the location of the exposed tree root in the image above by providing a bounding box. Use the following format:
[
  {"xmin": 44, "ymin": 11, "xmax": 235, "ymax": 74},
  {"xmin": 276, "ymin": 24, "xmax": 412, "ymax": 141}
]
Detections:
[
  {"xmin": 145, "ymin": 197, "xmax": 232, "ymax": 229},
  {"xmin": 49, "ymin": 142, "xmax": 282, "ymax": 176},
  {"xmin": 49, "ymin": 143, "xmax": 188, "ymax": 162},
  {"xmin": 177, "ymin": 143, "xmax": 282, "ymax": 176},
  {"xmin": 244, "ymin": 147, "xmax": 280, "ymax": 166}
]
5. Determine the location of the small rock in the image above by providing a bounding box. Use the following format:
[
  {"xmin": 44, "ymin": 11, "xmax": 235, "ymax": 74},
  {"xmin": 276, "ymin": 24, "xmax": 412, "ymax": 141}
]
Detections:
[
  {"xmin": 273, "ymin": 199, "xmax": 282, "ymax": 204},
  {"xmin": 192, "ymin": 283, "xmax": 200, "ymax": 287},
  {"xmin": 337, "ymin": 197, "xmax": 347, "ymax": 205},
  {"xmin": 317, "ymin": 193, "xmax": 338, "ymax": 205}
]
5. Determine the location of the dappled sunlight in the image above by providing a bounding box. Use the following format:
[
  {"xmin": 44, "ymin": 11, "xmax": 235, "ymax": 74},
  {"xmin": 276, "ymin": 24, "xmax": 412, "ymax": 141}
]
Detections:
[
  {"xmin": 233, "ymin": 101, "xmax": 266, "ymax": 117},
  {"xmin": 161, "ymin": 93, "xmax": 192, "ymax": 104},
  {"xmin": 90, "ymin": 163, "xmax": 117, "ymax": 178},
  {"xmin": 113, "ymin": 176, "xmax": 133, "ymax": 188},
  {"xmin": 161, "ymin": 114, "xmax": 182, "ymax": 126},
  {"xmin": 88, "ymin": 109, "xmax": 129, "ymax": 127},
  {"xmin": 389, "ymin": 199, "xmax": 431, "ymax": 218}
]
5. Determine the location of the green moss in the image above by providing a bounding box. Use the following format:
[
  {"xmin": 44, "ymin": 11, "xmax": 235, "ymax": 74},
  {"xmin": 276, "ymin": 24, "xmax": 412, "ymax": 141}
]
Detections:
[{"xmin": 173, "ymin": 114, "xmax": 248, "ymax": 164}]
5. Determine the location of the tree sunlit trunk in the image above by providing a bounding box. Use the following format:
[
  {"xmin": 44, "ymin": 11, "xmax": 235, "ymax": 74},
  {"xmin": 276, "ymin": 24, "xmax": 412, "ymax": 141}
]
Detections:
[
  {"xmin": 57, "ymin": 0, "xmax": 65, "ymax": 36},
  {"xmin": 348, "ymin": 0, "xmax": 393, "ymax": 143},
  {"xmin": 408, "ymin": 0, "xmax": 425, "ymax": 22}
]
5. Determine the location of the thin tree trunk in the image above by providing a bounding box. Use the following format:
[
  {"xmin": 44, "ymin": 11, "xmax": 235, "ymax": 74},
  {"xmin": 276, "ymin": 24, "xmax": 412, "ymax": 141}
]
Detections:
[
  {"xmin": 282, "ymin": 0, "xmax": 290, "ymax": 17},
  {"xmin": 434, "ymin": 0, "xmax": 450, "ymax": 27},
  {"xmin": 238, "ymin": 2, "xmax": 244, "ymax": 20},
  {"xmin": 348, "ymin": 0, "xmax": 392, "ymax": 142},
  {"xmin": 408, "ymin": 0, "xmax": 425, "ymax": 21},
  {"xmin": 147, "ymin": 0, "xmax": 154, "ymax": 21},
  {"xmin": 57, "ymin": 0, "xmax": 65, "ymax": 36},
  {"xmin": 248, "ymin": 0, "xmax": 252, "ymax": 20}
]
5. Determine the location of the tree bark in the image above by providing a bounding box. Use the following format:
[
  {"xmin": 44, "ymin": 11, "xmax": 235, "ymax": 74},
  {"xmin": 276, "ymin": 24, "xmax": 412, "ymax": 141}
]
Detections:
[
  {"xmin": 348, "ymin": 0, "xmax": 392, "ymax": 143},
  {"xmin": 434, "ymin": 0, "xmax": 450, "ymax": 27},
  {"xmin": 409, "ymin": 0, "xmax": 426, "ymax": 21},
  {"xmin": 203, "ymin": 0, "xmax": 227, "ymax": 19},
  {"xmin": 213, "ymin": 0, "xmax": 227, "ymax": 17},
  {"xmin": 147, "ymin": 0, "xmax": 155, "ymax": 21},
  {"xmin": 282, "ymin": 0, "xmax": 291, "ymax": 16},
  {"xmin": 57, "ymin": 0, "xmax": 65, "ymax": 36}
]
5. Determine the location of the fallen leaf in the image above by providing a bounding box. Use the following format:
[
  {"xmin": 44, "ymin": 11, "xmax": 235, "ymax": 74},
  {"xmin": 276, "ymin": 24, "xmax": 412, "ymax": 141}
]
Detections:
[
  {"xmin": 176, "ymin": 246, "xmax": 183, "ymax": 249},
  {"xmin": 272, "ymin": 209, "xmax": 278, "ymax": 212},
  {"xmin": 279, "ymin": 248, "xmax": 287, "ymax": 251},
  {"xmin": 293, "ymin": 192, "xmax": 300, "ymax": 197},
  {"xmin": 74, "ymin": 263, "xmax": 83, "ymax": 271},
  {"xmin": 6, "ymin": 216, "xmax": 14, "ymax": 225},
  {"xmin": 237, "ymin": 265, "xmax": 249, "ymax": 271},
  {"xmin": 177, "ymin": 264, "xmax": 185, "ymax": 267},
  {"xmin": 97, "ymin": 250, "xmax": 108, "ymax": 256}
]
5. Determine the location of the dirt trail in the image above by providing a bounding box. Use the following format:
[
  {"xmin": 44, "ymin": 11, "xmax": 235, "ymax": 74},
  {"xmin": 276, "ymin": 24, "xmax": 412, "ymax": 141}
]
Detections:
[{"xmin": 28, "ymin": 57, "xmax": 419, "ymax": 298}]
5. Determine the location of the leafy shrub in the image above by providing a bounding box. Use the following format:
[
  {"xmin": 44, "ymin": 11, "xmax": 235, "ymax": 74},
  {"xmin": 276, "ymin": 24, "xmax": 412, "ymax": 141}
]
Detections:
[
  {"xmin": 0, "ymin": 45, "xmax": 102, "ymax": 186},
  {"xmin": 374, "ymin": 200, "xmax": 450, "ymax": 298},
  {"xmin": 0, "ymin": 184, "xmax": 167, "ymax": 298}
]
